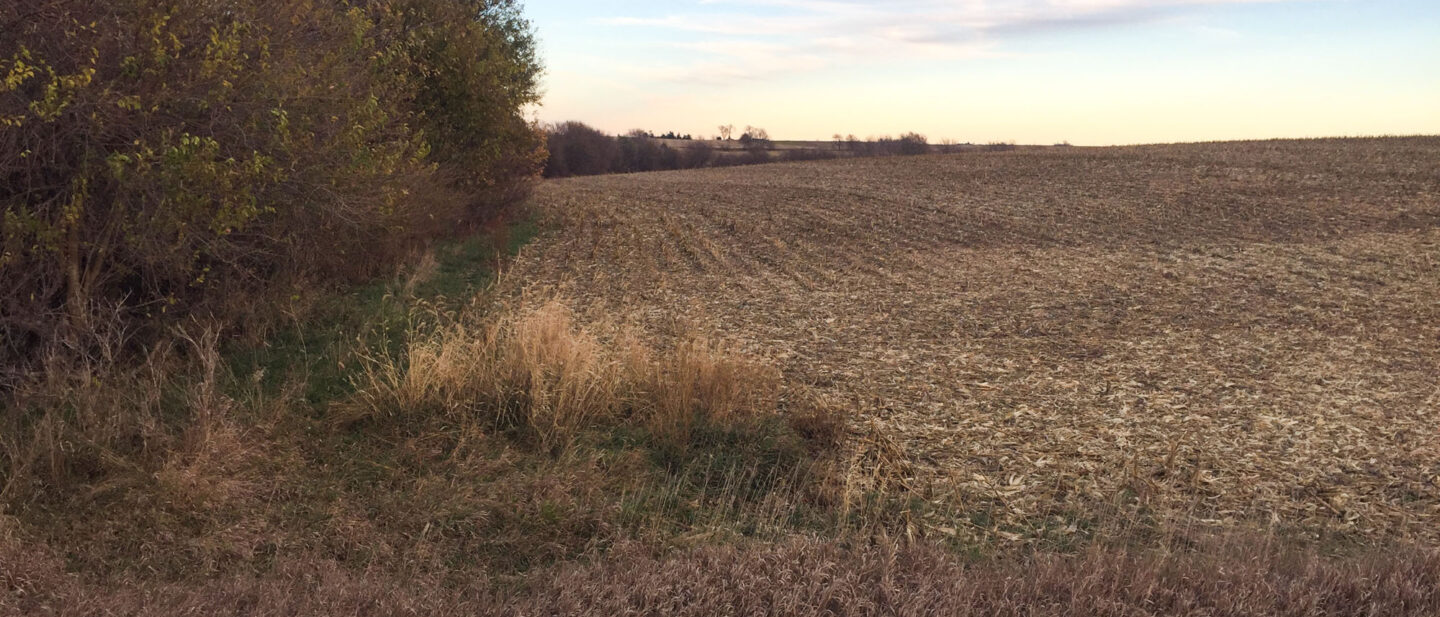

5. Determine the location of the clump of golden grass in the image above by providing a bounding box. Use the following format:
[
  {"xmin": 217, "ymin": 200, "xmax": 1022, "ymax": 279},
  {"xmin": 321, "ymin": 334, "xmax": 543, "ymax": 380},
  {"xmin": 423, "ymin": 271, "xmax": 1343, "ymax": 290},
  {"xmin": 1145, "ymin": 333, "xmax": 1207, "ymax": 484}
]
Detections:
[
  {"xmin": 350, "ymin": 300, "xmax": 781, "ymax": 453},
  {"xmin": 352, "ymin": 301, "xmax": 619, "ymax": 452},
  {"xmin": 0, "ymin": 326, "xmax": 256, "ymax": 508},
  {"xmin": 639, "ymin": 336, "xmax": 780, "ymax": 448}
]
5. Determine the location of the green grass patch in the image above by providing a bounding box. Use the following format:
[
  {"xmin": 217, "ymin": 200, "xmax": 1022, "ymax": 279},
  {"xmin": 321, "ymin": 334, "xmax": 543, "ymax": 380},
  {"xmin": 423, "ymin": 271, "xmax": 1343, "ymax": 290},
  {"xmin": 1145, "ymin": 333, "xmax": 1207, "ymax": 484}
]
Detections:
[{"xmin": 223, "ymin": 217, "xmax": 539, "ymax": 410}]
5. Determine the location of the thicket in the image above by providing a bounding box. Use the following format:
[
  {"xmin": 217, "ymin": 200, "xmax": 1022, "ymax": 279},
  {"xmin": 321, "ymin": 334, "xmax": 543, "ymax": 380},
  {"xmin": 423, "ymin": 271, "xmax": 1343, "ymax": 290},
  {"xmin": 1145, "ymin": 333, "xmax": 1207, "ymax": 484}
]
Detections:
[
  {"xmin": 544, "ymin": 122, "xmax": 706, "ymax": 177},
  {"xmin": 0, "ymin": 0, "xmax": 545, "ymax": 372},
  {"xmin": 841, "ymin": 132, "xmax": 930, "ymax": 156},
  {"xmin": 546, "ymin": 123, "xmax": 945, "ymax": 179}
]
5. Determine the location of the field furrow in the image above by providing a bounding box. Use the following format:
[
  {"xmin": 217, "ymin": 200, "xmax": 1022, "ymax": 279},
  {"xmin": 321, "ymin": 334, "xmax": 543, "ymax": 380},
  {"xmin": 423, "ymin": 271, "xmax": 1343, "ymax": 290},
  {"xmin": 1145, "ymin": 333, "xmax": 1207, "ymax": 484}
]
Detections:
[{"xmin": 505, "ymin": 137, "xmax": 1440, "ymax": 541}]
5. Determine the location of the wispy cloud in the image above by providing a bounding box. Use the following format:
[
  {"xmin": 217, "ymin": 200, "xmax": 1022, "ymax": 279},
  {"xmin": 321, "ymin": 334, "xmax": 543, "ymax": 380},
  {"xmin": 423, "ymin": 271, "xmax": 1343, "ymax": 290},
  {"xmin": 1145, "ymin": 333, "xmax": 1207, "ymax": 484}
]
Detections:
[{"xmin": 599, "ymin": 0, "xmax": 1305, "ymax": 83}]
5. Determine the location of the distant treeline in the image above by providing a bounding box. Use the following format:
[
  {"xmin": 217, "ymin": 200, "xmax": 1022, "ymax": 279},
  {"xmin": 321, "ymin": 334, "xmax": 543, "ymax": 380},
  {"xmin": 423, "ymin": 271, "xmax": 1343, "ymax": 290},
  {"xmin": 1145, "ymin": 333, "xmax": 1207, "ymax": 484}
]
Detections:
[
  {"xmin": 544, "ymin": 123, "xmax": 721, "ymax": 177},
  {"xmin": 837, "ymin": 133, "xmax": 931, "ymax": 156},
  {"xmin": 544, "ymin": 122, "xmax": 957, "ymax": 179}
]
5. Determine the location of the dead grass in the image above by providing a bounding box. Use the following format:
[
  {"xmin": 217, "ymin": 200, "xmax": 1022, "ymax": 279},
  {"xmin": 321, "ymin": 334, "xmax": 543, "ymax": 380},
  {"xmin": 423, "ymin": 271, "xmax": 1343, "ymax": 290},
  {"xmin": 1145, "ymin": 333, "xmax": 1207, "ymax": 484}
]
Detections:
[
  {"xmin": 348, "ymin": 301, "xmax": 620, "ymax": 452},
  {"xmin": 640, "ymin": 335, "xmax": 781, "ymax": 448},
  {"xmin": 349, "ymin": 299, "xmax": 782, "ymax": 454},
  {"xmin": 0, "ymin": 326, "xmax": 258, "ymax": 509},
  {"xmin": 0, "ymin": 256, "xmax": 830, "ymax": 586},
  {"xmin": 5, "ymin": 528, "xmax": 1437, "ymax": 616}
]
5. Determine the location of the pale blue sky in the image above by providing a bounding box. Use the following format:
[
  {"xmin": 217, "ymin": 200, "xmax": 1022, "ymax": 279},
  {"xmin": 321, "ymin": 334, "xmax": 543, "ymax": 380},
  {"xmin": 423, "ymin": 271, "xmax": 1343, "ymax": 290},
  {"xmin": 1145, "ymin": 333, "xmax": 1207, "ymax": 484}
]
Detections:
[{"xmin": 526, "ymin": 1, "xmax": 1439, "ymax": 145}]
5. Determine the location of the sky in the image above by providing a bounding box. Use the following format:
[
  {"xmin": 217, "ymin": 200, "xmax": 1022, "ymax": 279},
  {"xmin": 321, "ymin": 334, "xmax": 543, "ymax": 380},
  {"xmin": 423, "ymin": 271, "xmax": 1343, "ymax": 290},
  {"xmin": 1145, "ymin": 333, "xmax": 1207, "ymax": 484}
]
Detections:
[{"xmin": 525, "ymin": 0, "xmax": 1440, "ymax": 145}]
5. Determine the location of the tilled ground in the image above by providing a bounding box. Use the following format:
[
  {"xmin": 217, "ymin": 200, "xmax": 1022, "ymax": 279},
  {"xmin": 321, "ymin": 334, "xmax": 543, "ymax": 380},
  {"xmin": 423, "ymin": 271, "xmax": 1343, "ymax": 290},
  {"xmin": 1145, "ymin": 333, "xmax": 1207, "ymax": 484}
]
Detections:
[{"xmin": 504, "ymin": 137, "xmax": 1440, "ymax": 542}]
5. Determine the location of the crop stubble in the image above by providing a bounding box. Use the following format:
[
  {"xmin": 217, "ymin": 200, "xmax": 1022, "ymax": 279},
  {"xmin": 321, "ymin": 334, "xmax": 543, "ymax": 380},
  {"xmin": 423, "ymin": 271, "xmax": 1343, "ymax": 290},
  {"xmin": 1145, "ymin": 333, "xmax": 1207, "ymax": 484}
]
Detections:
[{"xmin": 505, "ymin": 137, "xmax": 1440, "ymax": 542}]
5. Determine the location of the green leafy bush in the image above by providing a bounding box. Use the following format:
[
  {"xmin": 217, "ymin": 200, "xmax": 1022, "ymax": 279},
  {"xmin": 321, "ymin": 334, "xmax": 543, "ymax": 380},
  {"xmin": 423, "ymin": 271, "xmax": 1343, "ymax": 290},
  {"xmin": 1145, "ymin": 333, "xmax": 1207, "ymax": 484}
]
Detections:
[{"xmin": 0, "ymin": 0, "xmax": 544, "ymax": 368}]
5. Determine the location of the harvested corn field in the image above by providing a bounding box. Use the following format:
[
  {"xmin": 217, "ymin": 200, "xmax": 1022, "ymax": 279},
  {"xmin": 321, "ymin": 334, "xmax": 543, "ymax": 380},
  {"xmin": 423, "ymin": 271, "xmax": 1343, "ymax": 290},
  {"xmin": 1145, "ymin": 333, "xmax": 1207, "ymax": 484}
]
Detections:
[{"xmin": 505, "ymin": 137, "xmax": 1440, "ymax": 543}]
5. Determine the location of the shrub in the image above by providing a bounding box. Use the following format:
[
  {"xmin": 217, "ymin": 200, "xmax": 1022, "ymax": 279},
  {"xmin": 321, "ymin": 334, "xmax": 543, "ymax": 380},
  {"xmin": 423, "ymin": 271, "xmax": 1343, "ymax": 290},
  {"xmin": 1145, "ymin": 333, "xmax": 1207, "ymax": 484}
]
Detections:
[
  {"xmin": 680, "ymin": 140, "xmax": 716, "ymax": 169},
  {"xmin": 376, "ymin": 0, "xmax": 546, "ymax": 209},
  {"xmin": 546, "ymin": 124, "xmax": 727, "ymax": 177},
  {"xmin": 896, "ymin": 132, "xmax": 929, "ymax": 155},
  {"xmin": 545, "ymin": 121, "xmax": 619, "ymax": 177},
  {"xmin": 864, "ymin": 133, "xmax": 929, "ymax": 156},
  {"xmin": 542, "ymin": 124, "xmax": 947, "ymax": 177},
  {"xmin": 0, "ymin": 0, "xmax": 544, "ymax": 371},
  {"xmin": 781, "ymin": 148, "xmax": 838, "ymax": 163},
  {"xmin": 616, "ymin": 134, "xmax": 680, "ymax": 173}
]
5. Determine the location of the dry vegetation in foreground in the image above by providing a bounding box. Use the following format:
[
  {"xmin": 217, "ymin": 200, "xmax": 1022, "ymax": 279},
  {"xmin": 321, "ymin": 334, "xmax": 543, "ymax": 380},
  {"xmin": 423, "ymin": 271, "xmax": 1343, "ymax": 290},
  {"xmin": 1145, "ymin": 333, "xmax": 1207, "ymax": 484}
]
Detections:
[
  {"xmin": 4, "ymin": 137, "xmax": 1439, "ymax": 614},
  {"xmin": 512, "ymin": 136, "xmax": 1440, "ymax": 544},
  {"xmin": 0, "ymin": 227, "xmax": 846, "ymax": 603},
  {"xmin": 5, "ymin": 529, "xmax": 1438, "ymax": 616},
  {"xmin": 346, "ymin": 300, "xmax": 782, "ymax": 454}
]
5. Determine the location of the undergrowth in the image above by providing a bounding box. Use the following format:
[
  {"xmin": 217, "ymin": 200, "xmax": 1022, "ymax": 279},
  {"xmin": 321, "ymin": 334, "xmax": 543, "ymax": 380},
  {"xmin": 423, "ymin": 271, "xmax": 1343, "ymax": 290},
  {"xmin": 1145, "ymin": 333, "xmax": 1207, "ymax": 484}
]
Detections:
[
  {"xmin": 0, "ymin": 215, "xmax": 847, "ymax": 585},
  {"xmin": 223, "ymin": 218, "xmax": 540, "ymax": 410}
]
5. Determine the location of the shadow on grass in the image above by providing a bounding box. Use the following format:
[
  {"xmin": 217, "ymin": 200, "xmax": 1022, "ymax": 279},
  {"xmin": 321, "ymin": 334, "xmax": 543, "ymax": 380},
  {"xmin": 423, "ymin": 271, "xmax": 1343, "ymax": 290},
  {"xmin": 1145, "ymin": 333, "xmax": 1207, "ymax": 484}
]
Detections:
[{"xmin": 222, "ymin": 218, "xmax": 540, "ymax": 410}]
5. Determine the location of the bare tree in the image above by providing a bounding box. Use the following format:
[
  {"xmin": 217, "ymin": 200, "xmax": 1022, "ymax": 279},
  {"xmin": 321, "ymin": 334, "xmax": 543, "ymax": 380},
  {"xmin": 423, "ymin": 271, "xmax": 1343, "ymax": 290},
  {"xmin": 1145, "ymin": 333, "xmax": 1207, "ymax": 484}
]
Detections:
[{"xmin": 718, "ymin": 124, "xmax": 734, "ymax": 140}]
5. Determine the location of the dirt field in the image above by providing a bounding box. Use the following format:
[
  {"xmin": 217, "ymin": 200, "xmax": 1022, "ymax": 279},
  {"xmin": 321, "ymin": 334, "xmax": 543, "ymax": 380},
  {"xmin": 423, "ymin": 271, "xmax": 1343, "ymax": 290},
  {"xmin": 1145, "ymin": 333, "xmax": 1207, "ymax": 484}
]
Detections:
[{"xmin": 505, "ymin": 137, "xmax": 1440, "ymax": 543}]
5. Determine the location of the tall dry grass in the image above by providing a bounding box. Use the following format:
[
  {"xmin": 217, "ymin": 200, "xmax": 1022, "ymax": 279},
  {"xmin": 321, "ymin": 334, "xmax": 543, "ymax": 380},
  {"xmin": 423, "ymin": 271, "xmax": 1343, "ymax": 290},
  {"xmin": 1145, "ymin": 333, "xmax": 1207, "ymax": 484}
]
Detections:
[
  {"xmin": 637, "ymin": 336, "xmax": 780, "ymax": 449},
  {"xmin": 5, "ymin": 532, "xmax": 1437, "ymax": 616},
  {"xmin": 349, "ymin": 300, "xmax": 781, "ymax": 453},
  {"xmin": 0, "ymin": 325, "xmax": 251, "ymax": 506},
  {"xmin": 351, "ymin": 302, "xmax": 618, "ymax": 451}
]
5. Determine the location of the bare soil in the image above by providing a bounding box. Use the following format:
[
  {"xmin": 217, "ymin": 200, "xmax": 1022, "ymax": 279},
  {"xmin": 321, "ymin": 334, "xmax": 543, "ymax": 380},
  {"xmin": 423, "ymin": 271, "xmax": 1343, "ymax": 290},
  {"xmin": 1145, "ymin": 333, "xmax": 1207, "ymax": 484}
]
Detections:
[{"xmin": 507, "ymin": 137, "xmax": 1440, "ymax": 543}]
